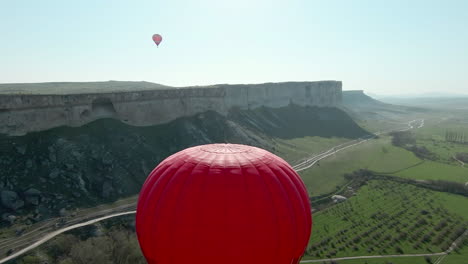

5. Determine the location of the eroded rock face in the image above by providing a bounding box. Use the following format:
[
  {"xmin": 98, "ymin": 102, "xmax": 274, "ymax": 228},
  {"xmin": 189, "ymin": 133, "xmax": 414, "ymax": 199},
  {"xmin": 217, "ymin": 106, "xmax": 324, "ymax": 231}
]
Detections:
[
  {"xmin": 101, "ymin": 181, "xmax": 114, "ymax": 199},
  {"xmin": 1, "ymin": 190, "xmax": 24, "ymax": 210},
  {"xmin": 1, "ymin": 213, "xmax": 16, "ymax": 224}
]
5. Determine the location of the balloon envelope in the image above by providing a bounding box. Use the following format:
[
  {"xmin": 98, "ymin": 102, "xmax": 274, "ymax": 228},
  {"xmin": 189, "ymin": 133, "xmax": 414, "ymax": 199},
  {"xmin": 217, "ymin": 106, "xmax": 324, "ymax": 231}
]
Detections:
[
  {"xmin": 136, "ymin": 144, "xmax": 312, "ymax": 264},
  {"xmin": 152, "ymin": 34, "xmax": 162, "ymax": 46}
]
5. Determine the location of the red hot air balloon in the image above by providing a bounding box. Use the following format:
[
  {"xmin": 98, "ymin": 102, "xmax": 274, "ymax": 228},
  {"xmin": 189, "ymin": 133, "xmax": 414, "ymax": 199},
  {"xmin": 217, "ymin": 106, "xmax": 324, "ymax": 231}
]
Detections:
[
  {"xmin": 136, "ymin": 144, "xmax": 312, "ymax": 264},
  {"xmin": 152, "ymin": 34, "xmax": 162, "ymax": 47}
]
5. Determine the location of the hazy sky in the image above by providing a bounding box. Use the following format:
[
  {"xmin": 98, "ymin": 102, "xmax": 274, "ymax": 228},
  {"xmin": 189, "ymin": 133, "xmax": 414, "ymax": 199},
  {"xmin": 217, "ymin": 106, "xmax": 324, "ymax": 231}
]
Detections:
[{"xmin": 1, "ymin": 0, "xmax": 467, "ymax": 95}]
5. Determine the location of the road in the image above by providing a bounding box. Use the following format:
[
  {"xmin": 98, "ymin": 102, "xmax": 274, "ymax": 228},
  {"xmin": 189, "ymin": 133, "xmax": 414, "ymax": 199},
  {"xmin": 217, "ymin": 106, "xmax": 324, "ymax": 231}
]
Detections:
[
  {"xmin": 293, "ymin": 119, "xmax": 424, "ymax": 172},
  {"xmin": 0, "ymin": 199, "xmax": 137, "ymax": 260},
  {"xmin": 0, "ymin": 211, "xmax": 136, "ymax": 264},
  {"xmin": 0, "ymin": 119, "xmax": 426, "ymax": 263}
]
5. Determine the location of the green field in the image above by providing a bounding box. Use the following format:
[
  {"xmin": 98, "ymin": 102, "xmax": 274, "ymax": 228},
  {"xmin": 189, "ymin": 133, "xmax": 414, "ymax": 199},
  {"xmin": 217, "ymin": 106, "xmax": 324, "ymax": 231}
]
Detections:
[
  {"xmin": 297, "ymin": 113, "xmax": 468, "ymax": 263},
  {"xmin": 442, "ymin": 243, "xmax": 468, "ymax": 264},
  {"xmin": 275, "ymin": 136, "xmax": 349, "ymax": 165},
  {"xmin": 299, "ymin": 136, "xmax": 422, "ymax": 196},
  {"xmin": 357, "ymin": 119, "xmax": 411, "ymax": 134},
  {"xmin": 412, "ymin": 117, "xmax": 468, "ymax": 165},
  {"xmin": 304, "ymin": 180, "xmax": 468, "ymax": 260},
  {"xmin": 392, "ymin": 161, "xmax": 468, "ymax": 183},
  {"xmin": 414, "ymin": 118, "xmax": 468, "ymax": 141},
  {"xmin": 296, "ymin": 128, "xmax": 468, "ymax": 197},
  {"xmin": 416, "ymin": 138, "xmax": 468, "ymax": 163}
]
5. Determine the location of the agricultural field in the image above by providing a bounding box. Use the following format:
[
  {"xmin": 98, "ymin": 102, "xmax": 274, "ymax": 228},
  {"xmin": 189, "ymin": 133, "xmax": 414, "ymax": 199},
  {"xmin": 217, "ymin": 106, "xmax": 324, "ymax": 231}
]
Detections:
[
  {"xmin": 303, "ymin": 180, "xmax": 468, "ymax": 261},
  {"xmin": 324, "ymin": 256, "xmax": 434, "ymax": 264}
]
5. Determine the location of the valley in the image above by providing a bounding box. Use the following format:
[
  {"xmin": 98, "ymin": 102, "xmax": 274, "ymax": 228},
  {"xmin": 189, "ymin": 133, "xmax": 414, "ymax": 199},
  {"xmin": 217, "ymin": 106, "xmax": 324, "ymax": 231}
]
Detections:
[{"xmin": 1, "ymin": 88, "xmax": 467, "ymax": 264}]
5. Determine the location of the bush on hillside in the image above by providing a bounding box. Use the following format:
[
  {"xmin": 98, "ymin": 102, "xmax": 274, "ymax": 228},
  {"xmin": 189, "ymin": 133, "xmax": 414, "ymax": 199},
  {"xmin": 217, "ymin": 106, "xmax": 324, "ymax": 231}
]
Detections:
[{"xmin": 390, "ymin": 131, "xmax": 416, "ymax": 147}]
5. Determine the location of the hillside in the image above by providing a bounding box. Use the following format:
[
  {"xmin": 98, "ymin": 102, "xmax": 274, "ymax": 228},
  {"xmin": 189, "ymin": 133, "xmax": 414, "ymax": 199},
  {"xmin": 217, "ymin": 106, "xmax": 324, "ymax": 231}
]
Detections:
[
  {"xmin": 0, "ymin": 105, "xmax": 369, "ymax": 225},
  {"xmin": 342, "ymin": 90, "xmax": 387, "ymax": 106},
  {"xmin": 342, "ymin": 90, "xmax": 427, "ymax": 122},
  {"xmin": 381, "ymin": 96, "xmax": 468, "ymax": 110}
]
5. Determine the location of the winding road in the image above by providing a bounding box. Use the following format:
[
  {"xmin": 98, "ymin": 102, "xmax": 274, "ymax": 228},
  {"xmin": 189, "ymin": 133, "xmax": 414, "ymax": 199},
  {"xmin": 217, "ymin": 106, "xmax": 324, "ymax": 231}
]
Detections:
[
  {"xmin": 293, "ymin": 119, "xmax": 424, "ymax": 172},
  {"xmin": 0, "ymin": 212, "xmax": 136, "ymax": 264},
  {"xmin": 0, "ymin": 119, "xmax": 432, "ymax": 263}
]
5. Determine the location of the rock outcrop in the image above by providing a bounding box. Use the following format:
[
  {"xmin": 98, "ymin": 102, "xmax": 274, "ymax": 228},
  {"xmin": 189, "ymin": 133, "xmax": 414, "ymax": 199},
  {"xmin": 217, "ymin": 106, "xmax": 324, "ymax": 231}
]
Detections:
[{"xmin": 1, "ymin": 190, "xmax": 24, "ymax": 211}]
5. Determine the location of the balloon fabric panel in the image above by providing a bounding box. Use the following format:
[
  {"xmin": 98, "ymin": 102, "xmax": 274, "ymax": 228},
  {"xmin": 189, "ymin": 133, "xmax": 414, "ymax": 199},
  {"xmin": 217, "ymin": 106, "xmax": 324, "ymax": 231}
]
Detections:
[{"xmin": 136, "ymin": 144, "xmax": 312, "ymax": 264}]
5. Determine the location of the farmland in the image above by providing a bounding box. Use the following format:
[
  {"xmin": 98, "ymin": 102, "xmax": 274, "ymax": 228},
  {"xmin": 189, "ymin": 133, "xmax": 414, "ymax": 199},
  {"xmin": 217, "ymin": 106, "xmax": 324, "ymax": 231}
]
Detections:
[{"xmin": 303, "ymin": 180, "xmax": 468, "ymax": 260}]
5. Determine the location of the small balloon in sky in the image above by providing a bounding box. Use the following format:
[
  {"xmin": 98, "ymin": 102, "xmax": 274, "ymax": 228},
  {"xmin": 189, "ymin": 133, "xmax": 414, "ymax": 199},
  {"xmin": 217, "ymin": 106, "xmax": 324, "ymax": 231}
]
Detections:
[{"xmin": 152, "ymin": 34, "xmax": 162, "ymax": 47}]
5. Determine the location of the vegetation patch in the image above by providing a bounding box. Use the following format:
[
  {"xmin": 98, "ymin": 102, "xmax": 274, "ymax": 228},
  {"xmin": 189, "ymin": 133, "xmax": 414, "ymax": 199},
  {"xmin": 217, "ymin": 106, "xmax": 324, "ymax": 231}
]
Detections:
[
  {"xmin": 392, "ymin": 161, "xmax": 468, "ymax": 183},
  {"xmin": 390, "ymin": 131, "xmax": 438, "ymax": 160}
]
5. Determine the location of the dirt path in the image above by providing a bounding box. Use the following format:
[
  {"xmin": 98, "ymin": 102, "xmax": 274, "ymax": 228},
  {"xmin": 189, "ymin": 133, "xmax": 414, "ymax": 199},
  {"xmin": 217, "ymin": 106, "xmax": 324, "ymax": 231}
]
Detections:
[
  {"xmin": 453, "ymin": 155, "xmax": 465, "ymax": 168},
  {"xmin": 0, "ymin": 211, "xmax": 136, "ymax": 264}
]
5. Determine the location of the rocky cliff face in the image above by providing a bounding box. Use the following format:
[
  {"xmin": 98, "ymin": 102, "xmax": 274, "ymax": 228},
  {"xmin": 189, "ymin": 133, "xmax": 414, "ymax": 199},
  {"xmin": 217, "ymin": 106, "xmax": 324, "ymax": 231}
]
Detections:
[{"xmin": 0, "ymin": 81, "xmax": 342, "ymax": 136}]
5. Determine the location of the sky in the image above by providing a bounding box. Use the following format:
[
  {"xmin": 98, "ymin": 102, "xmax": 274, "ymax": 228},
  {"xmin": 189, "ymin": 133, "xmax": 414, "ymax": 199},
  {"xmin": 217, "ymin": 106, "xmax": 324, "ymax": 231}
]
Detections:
[{"xmin": 1, "ymin": 0, "xmax": 467, "ymax": 95}]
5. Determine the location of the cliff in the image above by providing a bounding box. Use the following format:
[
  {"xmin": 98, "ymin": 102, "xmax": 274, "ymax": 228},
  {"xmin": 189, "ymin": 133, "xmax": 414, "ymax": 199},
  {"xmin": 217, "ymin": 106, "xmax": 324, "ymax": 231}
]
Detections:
[{"xmin": 0, "ymin": 81, "xmax": 342, "ymax": 135}]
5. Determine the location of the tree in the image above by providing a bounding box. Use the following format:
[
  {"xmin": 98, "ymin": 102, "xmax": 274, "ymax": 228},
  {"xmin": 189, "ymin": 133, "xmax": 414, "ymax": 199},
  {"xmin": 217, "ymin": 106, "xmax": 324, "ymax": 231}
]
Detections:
[
  {"xmin": 69, "ymin": 237, "xmax": 112, "ymax": 264},
  {"xmin": 18, "ymin": 256, "xmax": 42, "ymax": 264},
  {"xmin": 47, "ymin": 234, "xmax": 79, "ymax": 259}
]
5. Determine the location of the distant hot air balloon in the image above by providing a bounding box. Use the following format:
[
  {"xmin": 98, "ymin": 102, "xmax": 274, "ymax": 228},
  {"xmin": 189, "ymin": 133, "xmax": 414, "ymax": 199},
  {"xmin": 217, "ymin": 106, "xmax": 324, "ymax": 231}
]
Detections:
[
  {"xmin": 136, "ymin": 144, "xmax": 312, "ymax": 264},
  {"xmin": 152, "ymin": 34, "xmax": 162, "ymax": 47}
]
